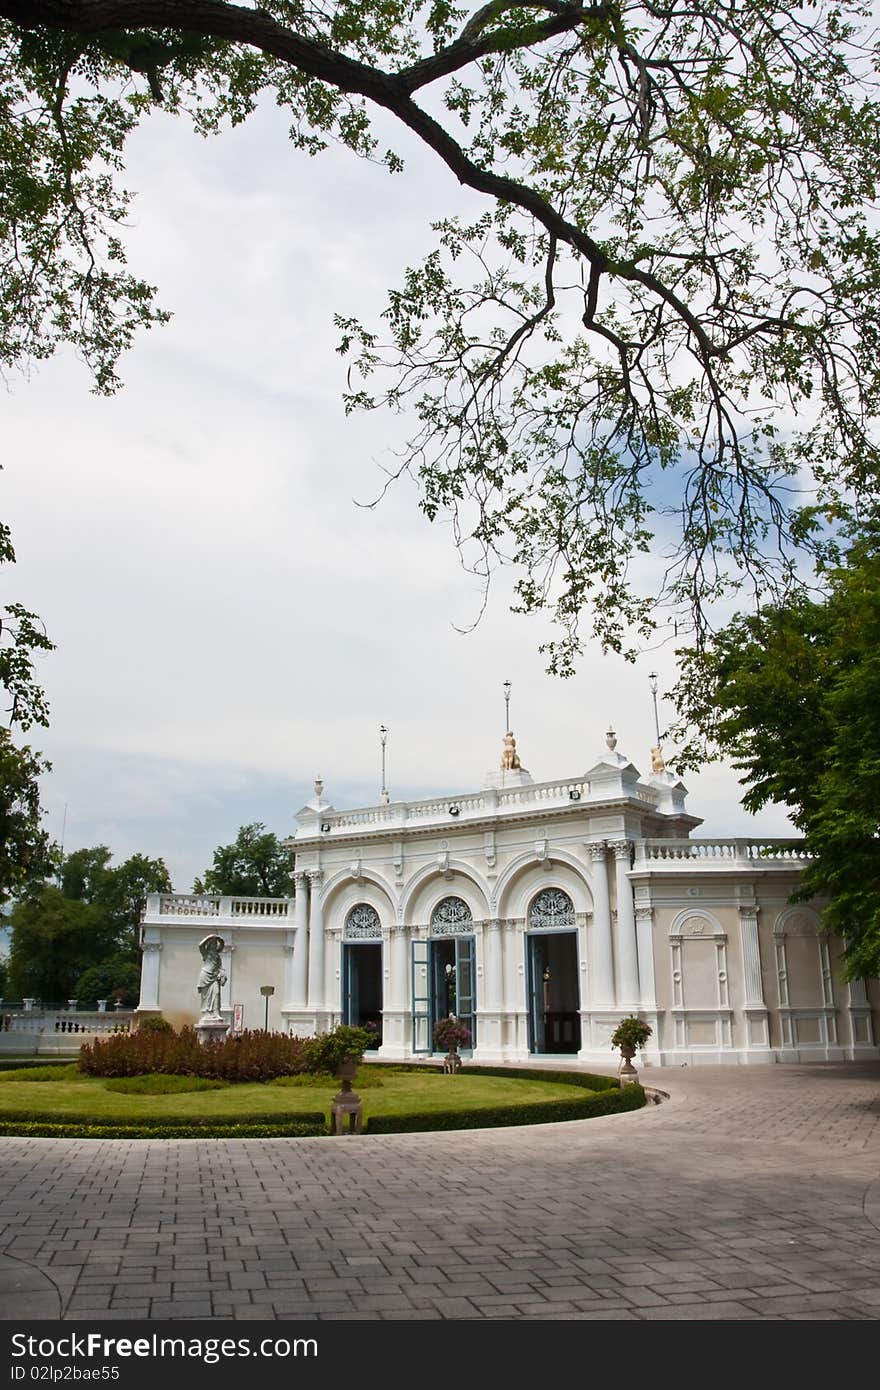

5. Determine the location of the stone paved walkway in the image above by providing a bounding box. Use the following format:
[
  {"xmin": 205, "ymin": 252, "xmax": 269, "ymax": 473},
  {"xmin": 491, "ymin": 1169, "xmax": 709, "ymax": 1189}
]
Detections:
[{"xmin": 0, "ymin": 1062, "xmax": 878, "ymax": 1321}]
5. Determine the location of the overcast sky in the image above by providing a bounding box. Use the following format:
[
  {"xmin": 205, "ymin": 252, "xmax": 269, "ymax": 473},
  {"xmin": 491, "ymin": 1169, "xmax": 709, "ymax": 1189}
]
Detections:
[{"xmin": 3, "ymin": 95, "xmax": 795, "ymax": 892}]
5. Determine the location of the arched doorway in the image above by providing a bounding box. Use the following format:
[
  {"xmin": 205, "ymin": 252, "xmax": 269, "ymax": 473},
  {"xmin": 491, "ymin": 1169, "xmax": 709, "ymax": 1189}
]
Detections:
[
  {"xmin": 526, "ymin": 888, "xmax": 581, "ymax": 1054},
  {"xmin": 411, "ymin": 896, "xmax": 476, "ymax": 1053},
  {"xmin": 341, "ymin": 904, "xmax": 383, "ymax": 1047}
]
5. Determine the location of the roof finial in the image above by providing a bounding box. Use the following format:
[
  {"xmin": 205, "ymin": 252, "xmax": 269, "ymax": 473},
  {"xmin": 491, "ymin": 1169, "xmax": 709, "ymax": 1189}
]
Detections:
[
  {"xmin": 379, "ymin": 724, "xmax": 389, "ymax": 805},
  {"xmin": 605, "ymin": 726, "xmax": 617, "ymax": 752},
  {"xmin": 314, "ymin": 776, "xmax": 323, "ymax": 799}
]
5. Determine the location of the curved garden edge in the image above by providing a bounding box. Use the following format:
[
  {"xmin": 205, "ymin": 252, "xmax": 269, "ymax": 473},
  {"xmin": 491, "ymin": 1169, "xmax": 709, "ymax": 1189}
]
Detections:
[{"xmin": 0, "ymin": 1063, "xmax": 650, "ymax": 1139}]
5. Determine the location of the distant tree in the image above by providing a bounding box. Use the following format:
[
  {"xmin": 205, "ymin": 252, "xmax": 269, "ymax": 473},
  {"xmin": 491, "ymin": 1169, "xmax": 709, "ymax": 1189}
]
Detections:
[
  {"xmin": 74, "ymin": 958, "xmax": 141, "ymax": 1010},
  {"xmin": 60, "ymin": 847, "xmax": 172, "ymax": 954},
  {"xmin": 7, "ymin": 886, "xmax": 117, "ymax": 1001},
  {"xmin": 60, "ymin": 845, "xmax": 113, "ymax": 903},
  {"xmin": 98, "ymin": 852, "xmax": 172, "ymax": 954},
  {"xmin": 0, "ymin": 732, "xmax": 57, "ymax": 907},
  {"xmin": 672, "ymin": 532, "xmax": 880, "ymax": 979},
  {"xmin": 194, "ymin": 823, "xmax": 294, "ymax": 898}
]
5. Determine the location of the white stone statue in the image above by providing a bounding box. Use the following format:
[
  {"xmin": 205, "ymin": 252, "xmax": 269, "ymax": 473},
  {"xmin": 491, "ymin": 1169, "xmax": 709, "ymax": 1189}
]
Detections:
[
  {"xmin": 197, "ymin": 935, "xmax": 227, "ymax": 1021},
  {"xmin": 501, "ymin": 731, "xmax": 522, "ymax": 771}
]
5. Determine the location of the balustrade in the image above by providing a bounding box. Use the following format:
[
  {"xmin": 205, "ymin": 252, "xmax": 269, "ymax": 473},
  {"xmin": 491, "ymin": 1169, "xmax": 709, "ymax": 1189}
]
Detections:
[{"xmin": 634, "ymin": 838, "xmax": 810, "ymax": 866}]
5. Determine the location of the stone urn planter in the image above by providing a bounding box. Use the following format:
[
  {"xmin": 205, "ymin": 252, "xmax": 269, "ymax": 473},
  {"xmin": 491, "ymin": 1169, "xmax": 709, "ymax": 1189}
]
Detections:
[
  {"xmin": 308, "ymin": 1025, "xmax": 374, "ymax": 1135},
  {"xmin": 334, "ymin": 1055, "xmax": 359, "ymax": 1092},
  {"xmin": 610, "ymin": 1016, "xmax": 653, "ymax": 1085},
  {"xmin": 432, "ymin": 1016, "xmax": 471, "ymax": 1073},
  {"xmin": 617, "ymin": 1043, "xmax": 638, "ymax": 1083}
]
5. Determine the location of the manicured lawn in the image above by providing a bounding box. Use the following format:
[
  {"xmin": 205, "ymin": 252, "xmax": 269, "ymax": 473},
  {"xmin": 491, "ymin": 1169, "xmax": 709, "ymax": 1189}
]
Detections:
[{"xmin": 0, "ymin": 1064, "xmax": 586, "ymax": 1121}]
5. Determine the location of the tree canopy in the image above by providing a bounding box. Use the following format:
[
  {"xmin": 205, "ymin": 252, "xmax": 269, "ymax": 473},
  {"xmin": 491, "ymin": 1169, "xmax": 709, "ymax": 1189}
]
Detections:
[
  {"xmin": 194, "ymin": 822, "xmax": 294, "ymax": 897},
  {"xmin": 672, "ymin": 533, "xmax": 880, "ymax": 978},
  {"xmin": 6, "ymin": 845, "xmax": 172, "ymax": 1001},
  {"xmin": 62, "ymin": 845, "xmax": 172, "ymax": 950},
  {"xmin": 0, "ymin": 522, "xmax": 56, "ymax": 906},
  {"xmin": 2, "ymin": 2, "xmax": 880, "ymax": 664},
  {"xmin": 6, "ymin": 884, "xmax": 119, "ymax": 1001}
]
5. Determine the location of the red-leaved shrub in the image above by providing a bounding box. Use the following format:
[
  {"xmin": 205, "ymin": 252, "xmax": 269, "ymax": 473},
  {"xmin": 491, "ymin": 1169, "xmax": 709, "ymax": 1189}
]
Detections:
[{"xmin": 78, "ymin": 1027, "xmax": 311, "ymax": 1082}]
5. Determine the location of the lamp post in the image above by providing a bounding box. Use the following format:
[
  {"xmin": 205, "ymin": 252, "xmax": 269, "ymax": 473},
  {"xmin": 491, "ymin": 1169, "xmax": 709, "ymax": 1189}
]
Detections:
[
  {"xmin": 260, "ymin": 984, "xmax": 274, "ymax": 1032},
  {"xmin": 503, "ymin": 679, "xmax": 511, "ymax": 732},
  {"xmin": 379, "ymin": 723, "xmax": 388, "ymax": 804},
  {"xmin": 648, "ymin": 671, "xmax": 661, "ymax": 746}
]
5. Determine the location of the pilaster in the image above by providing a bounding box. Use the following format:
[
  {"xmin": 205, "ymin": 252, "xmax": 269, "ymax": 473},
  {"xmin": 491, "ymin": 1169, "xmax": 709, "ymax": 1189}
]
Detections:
[
  {"xmin": 738, "ymin": 906, "xmax": 770, "ymax": 1052},
  {"xmin": 588, "ymin": 843, "xmax": 615, "ymax": 1006},
  {"xmin": 610, "ymin": 840, "xmax": 639, "ymax": 1008}
]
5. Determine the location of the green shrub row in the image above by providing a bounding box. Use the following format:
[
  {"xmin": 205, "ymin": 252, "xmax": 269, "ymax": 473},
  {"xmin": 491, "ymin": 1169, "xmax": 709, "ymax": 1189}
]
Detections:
[
  {"xmin": 366, "ymin": 1083, "xmax": 646, "ymax": 1134},
  {"xmin": 461, "ymin": 1066, "xmax": 619, "ymax": 1091},
  {"xmin": 0, "ymin": 1058, "xmax": 73, "ymax": 1072},
  {"xmin": 358, "ymin": 1062, "xmax": 620, "ymax": 1092},
  {"xmin": 0, "ymin": 1063, "xmax": 82, "ymax": 1083},
  {"xmin": 0, "ymin": 1109, "xmax": 326, "ymax": 1129},
  {"xmin": 0, "ymin": 1121, "xmax": 327, "ymax": 1139}
]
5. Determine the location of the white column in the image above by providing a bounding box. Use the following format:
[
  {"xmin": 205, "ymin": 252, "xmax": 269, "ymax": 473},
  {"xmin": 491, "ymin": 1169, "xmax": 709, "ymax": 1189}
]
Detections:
[
  {"xmin": 137, "ymin": 941, "xmax": 162, "ymax": 1010},
  {"xmin": 739, "ymin": 905, "xmax": 770, "ymax": 1051},
  {"xmin": 324, "ymin": 929, "xmax": 340, "ymax": 1027},
  {"xmin": 502, "ymin": 920, "xmax": 520, "ymax": 1012},
  {"xmin": 392, "ymin": 925, "xmax": 408, "ymax": 1011},
  {"xmin": 502, "ymin": 919, "xmax": 527, "ymax": 1057},
  {"xmin": 611, "ymin": 841, "xmax": 639, "ymax": 1007},
  {"xmin": 588, "ymin": 844, "xmax": 614, "ymax": 1006},
  {"xmin": 307, "ymin": 870, "xmax": 325, "ymax": 1011},
  {"xmin": 485, "ymin": 919, "xmax": 503, "ymax": 1010},
  {"xmin": 290, "ymin": 872, "xmax": 309, "ymax": 1008}
]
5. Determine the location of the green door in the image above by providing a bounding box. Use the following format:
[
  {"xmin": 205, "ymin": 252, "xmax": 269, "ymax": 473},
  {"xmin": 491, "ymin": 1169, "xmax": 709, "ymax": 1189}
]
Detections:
[
  {"xmin": 411, "ymin": 939, "xmax": 431, "ymax": 1053},
  {"xmin": 342, "ymin": 943, "xmax": 359, "ymax": 1027},
  {"xmin": 527, "ymin": 935, "xmax": 547, "ymax": 1053},
  {"xmin": 454, "ymin": 936, "xmax": 476, "ymax": 1052}
]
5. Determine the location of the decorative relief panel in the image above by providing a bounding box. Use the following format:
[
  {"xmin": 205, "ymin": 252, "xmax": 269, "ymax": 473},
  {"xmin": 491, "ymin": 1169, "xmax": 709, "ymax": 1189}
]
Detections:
[
  {"xmin": 344, "ymin": 903, "xmax": 382, "ymax": 939},
  {"xmin": 430, "ymin": 896, "xmax": 474, "ymax": 936},
  {"xmin": 528, "ymin": 888, "xmax": 575, "ymax": 930},
  {"xmin": 681, "ymin": 915, "xmax": 707, "ymax": 935}
]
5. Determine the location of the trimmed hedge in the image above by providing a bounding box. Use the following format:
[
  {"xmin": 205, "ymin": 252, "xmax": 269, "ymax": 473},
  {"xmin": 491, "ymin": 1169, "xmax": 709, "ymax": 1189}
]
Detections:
[
  {"xmin": 366, "ymin": 1082, "xmax": 646, "ymax": 1134},
  {"xmin": 0, "ymin": 1063, "xmax": 82, "ymax": 1083},
  {"xmin": 0, "ymin": 1109, "xmax": 326, "ymax": 1130},
  {"xmin": 461, "ymin": 1065, "xmax": 619, "ymax": 1091},
  {"xmin": 0, "ymin": 1120, "xmax": 327, "ymax": 1139},
  {"xmin": 0, "ymin": 1058, "xmax": 74, "ymax": 1072}
]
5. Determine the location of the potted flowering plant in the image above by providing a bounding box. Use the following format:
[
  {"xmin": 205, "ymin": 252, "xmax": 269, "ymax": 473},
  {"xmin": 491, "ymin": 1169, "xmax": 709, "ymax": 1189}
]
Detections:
[
  {"xmin": 610, "ymin": 1016, "xmax": 652, "ymax": 1081},
  {"xmin": 433, "ymin": 1015, "xmax": 471, "ymax": 1073},
  {"xmin": 308, "ymin": 1024, "xmax": 374, "ymax": 1088}
]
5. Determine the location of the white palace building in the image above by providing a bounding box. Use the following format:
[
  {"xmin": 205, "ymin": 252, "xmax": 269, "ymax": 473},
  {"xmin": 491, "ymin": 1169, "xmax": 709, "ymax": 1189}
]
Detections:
[{"xmin": 137, "ymin": 729, "xmax": 880, "ymax": 1067}]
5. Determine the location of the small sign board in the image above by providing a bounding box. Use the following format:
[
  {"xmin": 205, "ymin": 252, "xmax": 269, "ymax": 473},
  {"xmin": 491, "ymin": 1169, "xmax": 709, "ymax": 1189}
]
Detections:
[{"xmin": 232, "ymin": 1003, "xmax": 244, "ymax": 1035}]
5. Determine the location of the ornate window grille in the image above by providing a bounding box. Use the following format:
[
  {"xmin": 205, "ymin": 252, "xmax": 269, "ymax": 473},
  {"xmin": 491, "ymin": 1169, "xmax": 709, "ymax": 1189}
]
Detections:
[
  {"xmin": 528, "ymin": 888, "xmax": 575, "ymax": 930},
  {"xmin": 344, "ymin": 903, "xmax": 382, "ymax": 939},
  {"xmin": 430, "ymin": 896, "xmax": 474, "ymax": 936}
]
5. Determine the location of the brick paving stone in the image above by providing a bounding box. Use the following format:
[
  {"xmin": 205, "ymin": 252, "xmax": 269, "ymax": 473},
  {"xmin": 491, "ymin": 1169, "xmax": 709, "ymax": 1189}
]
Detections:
[{"xmin": 0, "ymin": 1062, "xmax": 878, "ymax": 1322}]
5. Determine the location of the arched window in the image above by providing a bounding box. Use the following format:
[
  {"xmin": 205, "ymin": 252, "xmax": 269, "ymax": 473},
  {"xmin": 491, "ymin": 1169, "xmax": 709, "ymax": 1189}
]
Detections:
[
  {"xmin": 430, "ymin": 896, "xmax": 474, "ymax": 936},
  {"xmin": 528, "ymin": 888, "xmax": 575, "ymax": 929},
  {"xmin": 344, "ymin": 903, "xmax": 382, "ymax": 939}
]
